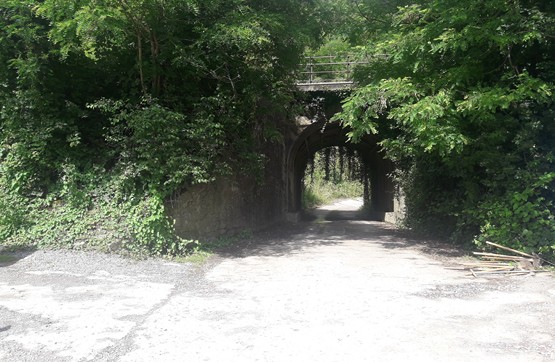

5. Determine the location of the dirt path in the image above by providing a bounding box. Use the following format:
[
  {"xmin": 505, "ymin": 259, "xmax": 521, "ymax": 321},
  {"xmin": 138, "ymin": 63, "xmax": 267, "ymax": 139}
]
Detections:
[{"xmin": 1, "ymin": 198, "xmax": 554, "ymax": 361}]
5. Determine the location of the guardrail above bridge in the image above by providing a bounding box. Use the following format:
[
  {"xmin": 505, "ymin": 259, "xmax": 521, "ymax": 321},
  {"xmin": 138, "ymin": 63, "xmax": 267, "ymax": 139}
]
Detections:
[{"xmin": 296, "ymin": 54, "xmax": 368, "ymax": 91}]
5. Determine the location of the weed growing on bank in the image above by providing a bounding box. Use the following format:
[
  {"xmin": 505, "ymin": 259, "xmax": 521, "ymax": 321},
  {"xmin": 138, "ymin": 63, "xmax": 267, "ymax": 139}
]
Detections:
[{"xmin": 0, "ymin": 169, "xmax": 199, "ymax": 257}]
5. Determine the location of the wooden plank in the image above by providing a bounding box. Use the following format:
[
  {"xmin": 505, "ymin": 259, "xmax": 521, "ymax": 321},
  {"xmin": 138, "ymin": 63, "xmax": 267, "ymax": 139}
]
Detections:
[
  {"xmin": 460, "ymin": 261, "xmax": 514, "ymax": 265},
  {"xmin": 485, "ymin": 241, "xmax": 534, "ymax": 258},
  {"xmin": 473, "ymin": 252, "xmax": 526, "ymax": 260},
  {"xmin": 471, "ymin": 270, "xmax": 531, "ymax": 275},
  {"xmin": 472, "ymin": 266, "xmax": 515, "ymax": 270}
]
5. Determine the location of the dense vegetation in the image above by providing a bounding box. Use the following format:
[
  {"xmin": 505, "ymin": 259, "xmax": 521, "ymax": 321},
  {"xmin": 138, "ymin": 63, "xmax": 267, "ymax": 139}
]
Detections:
[
  {"xmin": 0, "ymin": 0, "xmax": 325, "ymax": 255},
  {"xmin": 1, "ymin": 0, "xmax": 554, "ymax": 259},
  {"xmin": 333, "ymin": 0, "xmax": 555, "ymax": 257}
]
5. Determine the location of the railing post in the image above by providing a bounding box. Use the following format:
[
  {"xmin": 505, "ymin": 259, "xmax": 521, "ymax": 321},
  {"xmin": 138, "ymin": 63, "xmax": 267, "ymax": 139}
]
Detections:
[
  {"xmin": 309, "ymin": 57, "xmax": 313, "ymax": 84},
  {"xmin": 347, "ymin": 61, "xmax": 351, "ymax": 81}
]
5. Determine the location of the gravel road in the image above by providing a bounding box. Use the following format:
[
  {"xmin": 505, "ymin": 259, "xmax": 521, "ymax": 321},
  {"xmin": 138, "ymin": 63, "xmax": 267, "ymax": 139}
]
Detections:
[{"xmin": 1, "ymin": 198, "xmax": 554, "ymax": 361}]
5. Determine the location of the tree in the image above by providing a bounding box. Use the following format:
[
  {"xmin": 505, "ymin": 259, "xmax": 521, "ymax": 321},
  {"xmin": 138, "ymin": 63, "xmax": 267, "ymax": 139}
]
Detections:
[
  {"xmin": 334, "ymin": 0, "xmax": 555, "ymax": 256},
  {"xmin": 0, "ymin": 0, "xmax": 325, "ymax": 254}
]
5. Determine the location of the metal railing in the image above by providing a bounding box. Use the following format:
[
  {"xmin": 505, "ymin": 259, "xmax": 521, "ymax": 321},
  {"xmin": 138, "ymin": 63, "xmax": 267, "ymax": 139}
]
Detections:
[{"xmin": 296, "ymin": 54, "xmax": 368, "ymax": 87}]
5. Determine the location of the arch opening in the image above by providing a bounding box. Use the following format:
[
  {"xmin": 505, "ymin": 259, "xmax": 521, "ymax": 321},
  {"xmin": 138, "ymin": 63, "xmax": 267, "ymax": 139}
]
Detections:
[
  {"xmin": 303, "ymin": 146, "xmax": 368, "ymax": 207},
  {"xmin": 302, "ymin": 145, "xmax": 370, "ymax": 221},
  {"xmin": 287, "ymin": 120, "xmax": 395, "ymax": 221}
]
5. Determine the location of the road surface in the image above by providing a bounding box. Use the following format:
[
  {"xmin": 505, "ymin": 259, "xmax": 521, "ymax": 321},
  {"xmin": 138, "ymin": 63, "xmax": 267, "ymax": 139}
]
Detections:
[{"xmin": 1, "ymin": 198, "xmax": 554, "ymax": 361}]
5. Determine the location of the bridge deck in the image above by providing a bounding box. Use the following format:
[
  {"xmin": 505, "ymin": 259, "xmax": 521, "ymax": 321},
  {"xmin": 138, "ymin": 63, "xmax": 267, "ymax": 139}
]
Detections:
[{"xmin": 296, "ymin": 81, "xmax": 354, "ymax": 92}]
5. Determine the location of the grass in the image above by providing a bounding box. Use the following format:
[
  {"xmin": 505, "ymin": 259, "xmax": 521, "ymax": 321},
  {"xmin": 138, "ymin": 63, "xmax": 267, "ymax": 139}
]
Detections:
[
  {"xmin": 172, "ymin": 229, "xmax": 252, "ymax": 264},
  {"xmin": 173, "ymin": 250, "xmax": 211, "ymax": 264},
  {"xmin": 302, "ymin": 178, "xmax": 363, "ymax": 209},
  {"xmin": 0, "ymin": 227, "xmax": 252, "ymax": 266}
]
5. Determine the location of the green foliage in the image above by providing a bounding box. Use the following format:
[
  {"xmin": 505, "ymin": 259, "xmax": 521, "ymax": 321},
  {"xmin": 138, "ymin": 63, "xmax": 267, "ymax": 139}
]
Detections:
[
  {"xmin": 303, "ymin": 179, "xmax": 363, "ymax": 209},
  {"xmin": 307, "ymin": 37, "xmax": 353, "ymax": 57},
  {"xmin": 333, "ymin": 0, "xmax": 555, "ymax": 259},
  {"xmin": 301, "ymin": 37, "xmax": 362, "ymax": 83},
  {"xmin": 0, "ymin": 0, "xmax": 326, "ymax": 255},
  {"xmin": 1, "ymin": 167, "xmax": 198, "ymax": 256},
  {"xmin": 303, "ymin": 147, "xmax": 364, "ymax": 209},
  {"xmin": 89, "ymin": 97, "xmax": 223, "ymax": 194},
  {"xmin": 475, "ymin": 184, "xmax": 555, "ymax": 255},
  {"xmin": 0, "ymin": 184, "xmax": 29, "ymax": 241}
]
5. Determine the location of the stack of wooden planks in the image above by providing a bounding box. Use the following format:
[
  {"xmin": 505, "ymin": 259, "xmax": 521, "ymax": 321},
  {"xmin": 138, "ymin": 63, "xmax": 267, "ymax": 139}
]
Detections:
[{"xmin": 461, "ymin": 241, "xmax": 545, "ymax": 277}]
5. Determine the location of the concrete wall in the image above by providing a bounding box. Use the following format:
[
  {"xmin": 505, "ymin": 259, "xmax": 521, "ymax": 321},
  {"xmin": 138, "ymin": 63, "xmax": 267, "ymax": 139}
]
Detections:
[
  {"xmin": 167, "ymin": 178, "xmax": 278, "ymax": 240},
  {"xmin": 167, "ymin": 128, "xmax": 289, "ymax": 240},
  {"xmin": 384, "ymin": 186, "xmax": 406, "ymax": 225}
]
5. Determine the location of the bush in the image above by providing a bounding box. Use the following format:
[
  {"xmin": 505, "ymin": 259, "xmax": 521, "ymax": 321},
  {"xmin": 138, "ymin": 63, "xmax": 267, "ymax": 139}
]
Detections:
[
  {"xmin": 1, "ymin": 167, "xmax": 197, "ymax": 257},
  {"xmin": 472, "ymin": 170, "xmax": 555, "ymax": 257}
]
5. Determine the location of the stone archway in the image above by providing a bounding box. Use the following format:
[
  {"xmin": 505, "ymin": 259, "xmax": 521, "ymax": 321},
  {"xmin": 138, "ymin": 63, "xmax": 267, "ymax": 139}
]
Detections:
[{"xmin": 286, "ymin": 119, "xmax": 396, "ymax": 221}]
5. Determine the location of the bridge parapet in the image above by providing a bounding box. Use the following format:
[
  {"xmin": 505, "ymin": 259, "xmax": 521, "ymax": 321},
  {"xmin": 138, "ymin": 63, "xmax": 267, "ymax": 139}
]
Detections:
[{"xmin": 296, "ymin": 54, "xmax": 368, "ymax": 91}]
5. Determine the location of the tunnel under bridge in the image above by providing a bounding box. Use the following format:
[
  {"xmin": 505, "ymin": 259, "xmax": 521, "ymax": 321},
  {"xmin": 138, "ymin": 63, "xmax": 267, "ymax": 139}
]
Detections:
[
  {"xmin": 286, "ymin": 108, "xmax": 396, "ymax": 222},
  {"xmin": 168, "ymin": 72, "xmax": 403, "ymax": 239}
]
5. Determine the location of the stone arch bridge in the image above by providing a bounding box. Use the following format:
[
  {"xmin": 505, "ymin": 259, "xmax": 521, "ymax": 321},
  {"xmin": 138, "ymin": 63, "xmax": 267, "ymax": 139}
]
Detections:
[
  {"xmin": 168, "ymin": 59, "xmax": 404, "ymax": 239},
  {"xmin": 286, "ymin": 91, "xmax": 396, "ymax": 222}
]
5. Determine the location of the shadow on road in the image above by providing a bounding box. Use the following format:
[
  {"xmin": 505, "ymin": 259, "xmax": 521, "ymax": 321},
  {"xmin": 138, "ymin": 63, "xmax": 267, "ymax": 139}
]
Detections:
[
  {"xmin": 301, "ymin": 209, "xmax": 370, "ymax": 222},
  {"xmin": 215, "ymin": 199, "xmax": 466, "ymax": 261},
  {"xmin": 0, "ymin": 249, "xmax": 36, "ymax": 268}
]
